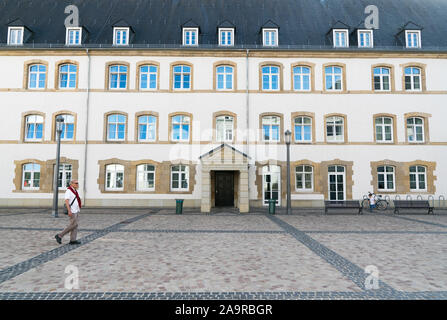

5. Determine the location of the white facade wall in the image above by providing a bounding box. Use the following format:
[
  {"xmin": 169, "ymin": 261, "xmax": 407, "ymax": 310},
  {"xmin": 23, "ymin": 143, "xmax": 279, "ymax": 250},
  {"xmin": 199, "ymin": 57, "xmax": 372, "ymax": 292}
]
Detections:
[{"xmin": 0, "ymin": 51, "xmax": 446, "ymax": 207}]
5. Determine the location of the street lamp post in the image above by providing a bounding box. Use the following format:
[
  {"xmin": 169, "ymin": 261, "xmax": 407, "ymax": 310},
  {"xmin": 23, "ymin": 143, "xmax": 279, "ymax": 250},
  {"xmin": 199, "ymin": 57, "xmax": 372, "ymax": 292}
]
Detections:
[
  {"xmin": 52, "ymin": 116, "xmax": 65, "ymax": 218},
  {"xmin": 285, "ymin": 130, "xmax": 292, "ymax": 215}
]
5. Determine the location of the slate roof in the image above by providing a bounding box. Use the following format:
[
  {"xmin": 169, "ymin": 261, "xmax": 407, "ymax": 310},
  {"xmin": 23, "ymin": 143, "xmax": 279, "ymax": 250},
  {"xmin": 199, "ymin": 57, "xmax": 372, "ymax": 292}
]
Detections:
[{"xmin": 0, "ymin": 0, "xmax": 446, "ymax": 50}]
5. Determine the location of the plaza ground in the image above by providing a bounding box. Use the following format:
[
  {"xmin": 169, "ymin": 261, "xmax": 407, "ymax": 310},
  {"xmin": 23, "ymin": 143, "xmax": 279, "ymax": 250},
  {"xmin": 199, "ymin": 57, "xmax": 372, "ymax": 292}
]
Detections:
[{"xmin": 0, "ymin": 207, "xmax": 446, "ymax": 300}]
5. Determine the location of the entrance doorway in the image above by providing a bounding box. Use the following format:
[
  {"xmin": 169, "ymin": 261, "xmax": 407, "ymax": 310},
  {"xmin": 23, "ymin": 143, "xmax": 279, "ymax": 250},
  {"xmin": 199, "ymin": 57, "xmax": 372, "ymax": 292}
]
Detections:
[{"xmin": 215, "ymin": 171, "xmax": 234, "ymax": 207}]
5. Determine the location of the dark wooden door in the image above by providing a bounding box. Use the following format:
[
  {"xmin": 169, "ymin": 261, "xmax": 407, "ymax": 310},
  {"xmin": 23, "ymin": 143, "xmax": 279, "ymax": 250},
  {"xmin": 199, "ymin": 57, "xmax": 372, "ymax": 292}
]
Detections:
[{"xmin": 215, "ymin": 172, "xmax": 234, "ymax": 207}]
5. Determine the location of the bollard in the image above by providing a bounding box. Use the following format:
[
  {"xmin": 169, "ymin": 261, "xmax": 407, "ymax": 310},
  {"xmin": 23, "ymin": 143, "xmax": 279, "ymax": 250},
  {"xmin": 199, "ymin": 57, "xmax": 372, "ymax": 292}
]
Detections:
[{"xmin": 175, "ymin": 199, "xmax": 184, "ymax": 214}]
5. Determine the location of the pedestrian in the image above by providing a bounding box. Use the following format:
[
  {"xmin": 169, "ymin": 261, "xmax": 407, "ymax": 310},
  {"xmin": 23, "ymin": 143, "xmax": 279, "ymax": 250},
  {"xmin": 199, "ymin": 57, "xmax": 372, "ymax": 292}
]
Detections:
[
  {"xmin": 55, "ymin": 180, "xmax": 82, "ymax": 245},
  {"xmin": 368, "ymin": 192, "xmax": 376, "ymax": 212}
]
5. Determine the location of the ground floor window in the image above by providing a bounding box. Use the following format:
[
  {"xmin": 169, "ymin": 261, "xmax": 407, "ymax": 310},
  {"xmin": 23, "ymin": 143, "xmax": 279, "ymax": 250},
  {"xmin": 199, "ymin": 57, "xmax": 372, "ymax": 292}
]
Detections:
[
  {"xmin": 22, "ymin": 163, "xmax": 41, "ymax": 190},
  {"xmin": 262, "ymin": 165, "xmax": 281, "ymax": 206},
  {"xmin": 296, "ymin": 165, "xmax": 313, "ymax": 191},
  {"xmin": 377, "ymin": 166, "xmax": 395, "ymax": 191},
  {"xmin": 106, "ymin": 164, "xmax": 124, "ymax": 191},
  {"xmin": 328, "ymin": 165, "xmax": 345, "ymax": 200},
  {"xmin": 137, "ymin": 164, "xmax": 155, "ymax": 191},
  {"xmin": 171, "ymin": 165, "xmax": 189, "ymax": 191},
  {"xmin": 57, "ymin": 164, "xmax": 72, "ymax": 189},
  {"xmin": 410, "ymin": 166, "xmax": 426, "ymax": 191}
]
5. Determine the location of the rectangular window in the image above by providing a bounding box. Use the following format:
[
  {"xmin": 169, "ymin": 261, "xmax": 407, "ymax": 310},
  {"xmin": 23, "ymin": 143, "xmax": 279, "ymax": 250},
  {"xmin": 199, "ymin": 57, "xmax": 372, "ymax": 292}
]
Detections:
[
  {"xmin": 333, "ymin": 30, "xmax": 349, "ymax": 48},
  {"xmin": 358, "ymin": 30, "xmax": 373, "ymax": 48},
  {"xmin": 22, "ymin": 163, "xmax": 41, "ymax": 190},
  {"xmin": 378, "ymin": 166, "xmax": 395, "ymax": 191},
  {"xmin": 8, "ymin": 27, "xmax": 24, "ymax": 45},
  {"xmin": 296, "ymin": 165, "xmax": 313, "ymax": 191},
  {"xmin": 106, "ymin": 164, "xmax": 124, "ymax": 191},
  {"xmin": 172, "ymin": 115, "xmax": 190, "ymax": 142},
  {"xmin": 171, "ymin": 165, "xmax": 189, "ymax": 191},
  {"xmin": 173, "ymin": 65, "xmax": 191, "ymax": 90},
  {"xmin": 216, "ymin": 66, "xmax": 233, "ymax": 90},
  {"xmin": 375, "ymin": 117, "xmax": 393, "ymax": 143},
  {"xmin": 138, "ymin": 115, "xmax": 157, "ymax": 142},
  {"xmin": 406, "ymin": 30, "xmax": 421, "ymax": 48},
  {"xmin": 114, "ymin": 28, "xmax": 129, "ymax": 45},
  {"xmin": 410, "ymin": 166, "xmax": 427, "ymax": 191},
  {"xmin": 140, "ymin": 65, "xmax": 157, "ymax": 90},
  {"xmin": 293, "ymin": 66, "xmax": 311, "ymax": 91},
  {"xmin": 219, "ymin": 28, "xmax": 234, "ymax": 46},
  {"xmin": 183, "ymin": 28, "xmax": 198, "ymax": 46},
  {"xmin": 66, "ymin": 28, "xmax": 82, "ymax": 45},
  {"xmin": 263, "ymin": 29, "xmax": 278, "ymax": 46},
  {"xmin": 325, "ymin": 66, "xmax": 343, "ymax": 91},
  {"xmin": 57, "ymin": 164, "xmax": 72, "ymax": 189},
  {"xmin": 137, "ymin": 165, "xmax": 155, "ymax": 191}
]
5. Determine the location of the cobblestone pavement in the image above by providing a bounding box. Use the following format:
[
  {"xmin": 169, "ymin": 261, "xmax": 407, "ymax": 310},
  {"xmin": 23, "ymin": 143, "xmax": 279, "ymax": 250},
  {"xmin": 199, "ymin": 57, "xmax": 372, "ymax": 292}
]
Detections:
[{"xmin": 0, "ymin": 208, "xmax": 446, "ymax": 300}]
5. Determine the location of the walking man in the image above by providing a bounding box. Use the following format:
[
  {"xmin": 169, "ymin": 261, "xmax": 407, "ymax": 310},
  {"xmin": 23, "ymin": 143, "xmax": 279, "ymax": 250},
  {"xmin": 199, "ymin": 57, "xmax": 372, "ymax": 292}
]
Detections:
[{"xmin": 55, "ymin": 180, "xmax": 82, "ymax": 245}]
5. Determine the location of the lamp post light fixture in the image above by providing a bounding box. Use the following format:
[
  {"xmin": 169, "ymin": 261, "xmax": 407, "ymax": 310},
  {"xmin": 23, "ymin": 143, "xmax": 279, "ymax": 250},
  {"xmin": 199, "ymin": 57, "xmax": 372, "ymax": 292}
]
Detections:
[
  {"xmin": 52, "ymin": 116, "xmax": 65, "ymax": 218},
  {"xmin": 285, "ymin": 130, "xmax": 292, "ymax": 215}
]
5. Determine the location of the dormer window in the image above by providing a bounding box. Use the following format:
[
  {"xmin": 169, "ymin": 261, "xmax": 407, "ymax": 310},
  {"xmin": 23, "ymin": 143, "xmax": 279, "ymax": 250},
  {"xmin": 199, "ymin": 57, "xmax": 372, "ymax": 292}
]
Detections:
[
  {"xmin": 8, "ymin": 27, "xmax": 24, "ymax": 45},
  {"xmin": 263, "ymin": 28, "xmax": 278, "ymax": 46},
  {"xmin": 406, "ymin": 30, "xmax": 421, "ymax": 48},
  {"xmin": 113, "ymin": 27, "xmax": 129, "ymax": 46},
  {"xmin": 66, "ymin": 27, "xmax": 82, "ymax": 46},
  {"xmin": 358, "ymin": 30, "xmax": 373, "ymax": 48},
  {"xmin": 333, "ymin": 29, "xmax": 349, "ymax": 48},
  {"xmin": 183, "ymin": 28, "xmax": 198, "ymax": 46},
  {"xmin": 219, "ymin": 28, "xmax": 234, "ymax": 46}
]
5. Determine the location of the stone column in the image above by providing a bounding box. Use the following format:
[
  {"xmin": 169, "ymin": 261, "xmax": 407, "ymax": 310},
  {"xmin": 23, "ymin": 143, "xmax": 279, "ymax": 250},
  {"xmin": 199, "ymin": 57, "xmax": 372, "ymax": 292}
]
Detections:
[
  {"xmin": 201, "ymin": 168, "xmax": 211, "ymax": 213},
  {"xmin": 239, "ymin": 169, "xmax": 249, "ymax": 213}
]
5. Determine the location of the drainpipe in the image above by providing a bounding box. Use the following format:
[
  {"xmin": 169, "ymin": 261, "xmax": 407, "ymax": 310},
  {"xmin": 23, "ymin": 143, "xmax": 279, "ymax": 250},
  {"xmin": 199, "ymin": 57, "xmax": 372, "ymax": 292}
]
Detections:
[
  {"xmin": 82, "ymin": 48, "xmax": 91, "ymax": 205},
  {"xmin": 245, "ymin": 49, "xmax": 250, "ymax": 153}
]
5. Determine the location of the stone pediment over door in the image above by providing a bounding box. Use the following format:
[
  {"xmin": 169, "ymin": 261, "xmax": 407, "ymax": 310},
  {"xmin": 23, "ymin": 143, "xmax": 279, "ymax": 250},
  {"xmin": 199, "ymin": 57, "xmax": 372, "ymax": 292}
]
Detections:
[{"xmin": 199, "ymin": 144, "xmax": 250, "ymax": 168}]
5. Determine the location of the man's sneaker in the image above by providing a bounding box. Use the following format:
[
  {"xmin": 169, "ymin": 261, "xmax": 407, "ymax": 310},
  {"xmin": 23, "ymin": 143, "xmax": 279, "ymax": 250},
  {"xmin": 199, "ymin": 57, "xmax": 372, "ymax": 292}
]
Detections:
[
  {"xmin": 69, "ymin": 240, "xmax": 81, "ymax": 245},
  {"xmin": 55, "ymin": 234, "xmax": 62, "ymax": 244}
]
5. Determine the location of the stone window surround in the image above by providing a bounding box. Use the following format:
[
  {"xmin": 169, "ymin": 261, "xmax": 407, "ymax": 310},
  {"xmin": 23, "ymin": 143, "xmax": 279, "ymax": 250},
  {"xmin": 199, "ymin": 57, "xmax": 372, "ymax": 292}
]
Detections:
[
  {"xmin": 324, "ymin": 113, "xmax": 348, "ymax": 144},
  {"xmin": 404, "ymin": 112, "xmax": 431, "ymax": 144},
  {"xmin": 370, "ymin": 159, "xmax": 436, "ymax": 195},
  {"xmin": 23, "ymin": 59, "xmax": 49, "ymax": 90},
  {"xmin": 134, "ymin": 111, "xmax": 159, "ymax": 143},
  {"xmin": 259, "ymin": 112, "xmax": 284, "ymax": 143},
  {"xmin": 105, "ymin": 61, "xmax": 130, "ymax": 91},
  {"xmin": 103, "ymin": 111, "xmax": 129, "ymax": 143},
  {"xmin": 21, "ymin": 111, "xmax": 46, "ymax": 143},
  {"xmin": 51, "ymin": 110, "xmax": 78, "ymax": 143},
  {"xmin": 54, "ymin": 59, "xmax": 79, "ymax": 90},
  {"xmin": 136, "ymin": 61, "xmax": 160, "ymax": 91},
  {"xmin": 371, "ymin": 64, "xmax": 396, "ymax": 92},
  {"xmin": 259, "ymin": 61, "xmax": 284, "ymax": 92},
  {"xmin": 213, "ymin": 61, "xmax": 238, "ymax": 91},
  {"xmin": 372, "ymin": 113, "xmax": 398, "ymax": 144},
  {"xmin": 97, "ymin": 158, "xmax": 197, "ymax": 194},
  {"xmin": 290, "ymin": 62, "xmax": 316, "ymax": 92},
  {"xmin": 13, "ymin": 157, "xmax": 79, "ymax": 193},
  {"xmin": 169, "ymin": 61, "xmax": 194, "ymax": 91},
  {"xmin": 212, "ymin": 110, "xmax": 238, "ymax": 144},
  {"xmin": 291, "ymin": 111, "xmax": 316, "ymax": 144},
  {"xmin": 401, "ymin": 62, "xmax": 427, "ymax": 92}
]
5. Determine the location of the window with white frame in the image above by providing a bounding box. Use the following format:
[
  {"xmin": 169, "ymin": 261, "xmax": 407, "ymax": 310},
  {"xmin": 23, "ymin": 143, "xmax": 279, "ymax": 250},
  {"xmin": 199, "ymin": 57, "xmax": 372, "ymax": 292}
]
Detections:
[
  {"xmin": 173, "ymin": 65, "xmax": 191, "ymax": 90},
  {"xmin": 59, "ymin": 64, "xmax": 77, "ymax": 89},
  {"xmin": 296, "ymin": 165, "xmax": 313, "ymax": 191},
  {"xmin": 377, "ymin": 166, "xmax": 395, "ymax": 191},
  {"xmin": 325, "ymin": 66, "xmax": 343, "ymax": 91},
  {"xmin": 8, "ymin": 27, "xmax": 24, "ymax": 45},
  {"xmin": 263, "ymin": 29, "xmax": 278, "ymax": 46},
  {"xmin": 410, "ymin": 166, "xmax": 427, "ymax": 191},
  {"xmin": 25, "ymin": 115, "xmax": 44, "ymax": 141},
  {"xmin": 171, "ymin": 165, "xmax": 189, "ymax": 191},
  {"xmin": 137, "ymin": 164, "xmax": 155, "ymax": 191},
  {"xmin": 375, "ymin": 117, "xmax": 393, "ymax": 143},
  {"xmin": 262, "ymin": 165, "xmax": 281, "ymax": 206},
  {"xmin": 358, "ymin": 30, "xmax": 373, "ymax": 48},
  {"xmin": 293, "ymin": 66, "xmax": 311, "ymax": 91},
  {"xmin": 58, "ymin": 114, "xmax": 75, "ymax": 141},
  {"xmin": 326, "ymin": 116, "xmax": 344, "ymax": 142},
  {"xmin": 328, "ymin": 165, "xmax": 345, "ymax": 201},
  {"xmin": 219, "ymin": 28, "xmax": 234, "ymax": 46},
  {"xmin": 171, "ymin": 115, "xmax": 190, "ymax": 142},
  {"xmin": 107, "ymin": 114, "xmax": 126, "ymax": 141},
  {"xmin": 262, "ymin": 66, "xmax": 280, "ymax": 91},
  {"xmin": 216, "ymin": 115, "xmax": 234, "ymax": 142},
  {"xmin": 66, "ymin": 27, "xmax": 82, "ymax": 45},
  {"xmin": 28, "ymin": 64, "xmax": 46, "ymax": 89},
  {"xmin": 373, "ymin": 67, "xmax": 391, "ymax": 91},
  {"xmin": 407, "ymin": 117, "xmax": 425, "ymax": 143},
  {"xmin": 333, "ymin": 29, "xmax": 349, "ymax": 48},
  {"xmin": 262, "ymin": 116, "xmax": 280, "ymax": 142},
  {"xmin": 109, "ymin": 65, "xmax": 128, "ymax": 89},
  {"xmin": 138, "ymin": 115, "xmax": 157, "ymax": 142},
  {"xmin": 57, "ymin": 164, "xmax": 72, "ymax": 189},
  {"xmin": 294, "ymin": 116, "xmax": 312, "ymax": 142},
  {"xmin": 22, "ymin": 163, "xmax": 41, "ymax": 190},
  {"xmin": 404, "ymin": 67, "xmax": 421, "ymax": 91},
  {"xmin": 216, "ymin": 65, "xmax": 233, "ymax": 90},
  {"xmin": 405, "ymin": 30, "xmax": 421, "ymax": 48},
  {"xmin": 139, "ymin": 65, "xmax": 157, "ymax": 90},
  {"xmin": 113, "ymin": 28, "xmax": 129, "ymax": 45},
  {"xmin": 105, "ymin": 164, "xmax": 124, "ymax": 191},
  {"xmin": 183, "ymin": 28, "xmax": 198, "ymax": 46}
]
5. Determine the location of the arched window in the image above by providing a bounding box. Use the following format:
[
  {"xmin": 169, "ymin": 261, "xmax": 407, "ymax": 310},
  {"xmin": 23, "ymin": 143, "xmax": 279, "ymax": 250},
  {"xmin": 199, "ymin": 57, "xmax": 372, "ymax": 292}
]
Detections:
[
  {"xmin": 22, "ymin": 163, "xmax": 41, "ymax": 190},
  {"xmin": 261, "ymin": 66, "xmax": 279, "ymax": 90},
  {"xmin": 375, "ymin": 117, "xmax": 393, "ymax": 143},
  {"xmin": 137, "ymin": 164, "xmax": 155, "ymax": 191},
  {"xmin": 216, "ymin": 65, "xmax": 234, "ymax": 90},
  {"xmin": 377, "ymin": 166, "xmax": 395, "ymax": 191},
  {"xmin": 59, "ymin": 64, "xmax": 77, "ymax": 89},
  {"xmin": 293, "ymin": 66, "xmax": 310, "ymax": 91},
  {"xmin": 139, "ymin": 65, "xmax": 158, "ymax": 90},
  {"xmin": 294, "ymin": 116, "xmax": 312, "ymax": 142},
  {"xmin": 373, "ymin": 67, "xmax": 390, "ymax": 91},
  {"xmin": 28, "ymin": 64, "xmax": 46, "ymax": 89},
  {"xmin": 262, "ymin": 165, "xmax": 281, "ymax": 206},
  {"xmin": 326, "ymin": 116, "xmax": 344, "ymax": 142},
  {"xmin": 25, "ymin": 115, "xmax": 44, "ymax": 141},
  {"xmin": 138, "ymin": 115, "xmax": 157, "ymax": 142},
  {"xmin": 216, "ymin": 115, "xmax": 234, "ymax": 142},
  {"xmin": 171, "ymin": 165, "xmax": 189, "ymax": 191},
  {"xmin": 56, "ymin": 114, "xmax": 75, "ymax": 141},
  {"xmin": 107, "ymin": 114, "xmax": 126, "ymax": 141},
  {"xmin": 406, "ymin": 117, "xmax": 425, "ymax": 143},
  {"xmin": 325, "ymin": 66, "xmax": 343, "ymax": 91},
  {"xmin": 109, "ymin": 65, "xmax": 128, "ymax": 89},
  {"xmin": 296, "ymin": 165, "xmax": 313, "ymax": 191},
  {"xmin": 173, "ymin": 65, "xmax": 191, "ymax": 90},
  {"xmin": 409, "ymin": 166, "xmax": 427, "ymax": 191},
  {"xmin": 57, "ymin": 164, "xmax": 72, "ymax": 189},
  {"xmin": 171, "ymin": 115, "xmax": 191, "ymax": 142},
  {"xmin": 105, "ymin": 164, "xmax": 124, "ymax": 191},
  {"xmin": 404, "ymin": 67, "xmax": 421, "ymax": 91}
]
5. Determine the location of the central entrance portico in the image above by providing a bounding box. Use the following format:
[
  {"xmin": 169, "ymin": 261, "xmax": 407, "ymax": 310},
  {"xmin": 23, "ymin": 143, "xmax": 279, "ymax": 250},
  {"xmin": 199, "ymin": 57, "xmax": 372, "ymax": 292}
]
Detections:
[{"xmin": 199, "ymin": 144, "xmax": 250, "ymax": 213}]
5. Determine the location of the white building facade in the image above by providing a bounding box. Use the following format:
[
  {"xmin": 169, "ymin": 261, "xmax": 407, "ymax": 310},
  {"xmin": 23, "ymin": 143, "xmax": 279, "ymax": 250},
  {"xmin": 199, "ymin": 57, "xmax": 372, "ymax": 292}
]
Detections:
[{"xmin": 0, "ymin": 0, "xmax": 446, "ymax": 211}]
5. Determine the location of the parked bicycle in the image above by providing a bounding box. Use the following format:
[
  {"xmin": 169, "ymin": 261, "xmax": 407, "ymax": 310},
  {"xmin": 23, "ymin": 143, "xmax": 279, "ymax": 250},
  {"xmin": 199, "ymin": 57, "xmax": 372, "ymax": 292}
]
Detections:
[{"xmin": 362, "ymin": 192, "xmax": 389, "ymax": 211}]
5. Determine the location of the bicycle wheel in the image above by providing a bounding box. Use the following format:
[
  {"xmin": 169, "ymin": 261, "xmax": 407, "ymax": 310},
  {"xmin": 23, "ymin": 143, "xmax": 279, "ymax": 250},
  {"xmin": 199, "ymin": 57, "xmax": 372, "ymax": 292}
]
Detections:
[
  {"xmin": 376, "ymin": 200, "xmax": 387, "ymax": 211},
  {"xmin": 362, "ymin": 199, "xmax": 370, "ymax": 209}
]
